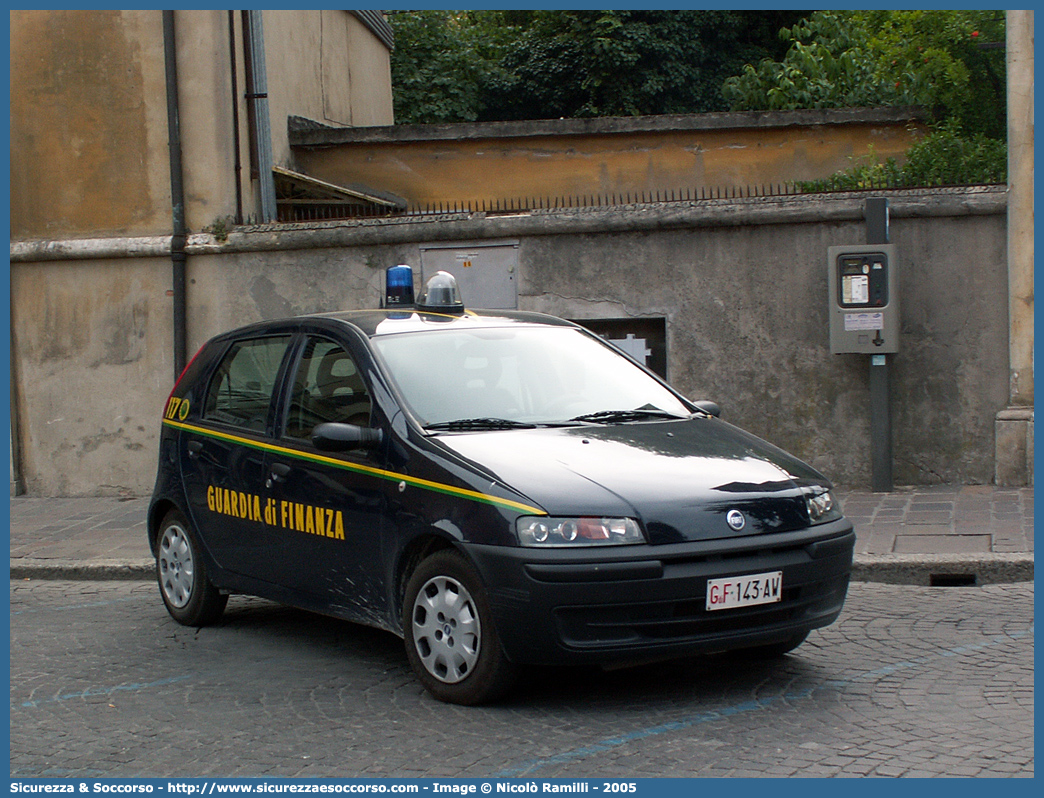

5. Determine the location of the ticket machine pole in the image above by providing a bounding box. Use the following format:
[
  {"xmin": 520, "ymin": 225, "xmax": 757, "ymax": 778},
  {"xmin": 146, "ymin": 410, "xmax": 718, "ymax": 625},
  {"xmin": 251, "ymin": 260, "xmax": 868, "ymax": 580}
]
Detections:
[{"xmin": 866, "ymin": 198, "xmax": 893, "ymax": 492}]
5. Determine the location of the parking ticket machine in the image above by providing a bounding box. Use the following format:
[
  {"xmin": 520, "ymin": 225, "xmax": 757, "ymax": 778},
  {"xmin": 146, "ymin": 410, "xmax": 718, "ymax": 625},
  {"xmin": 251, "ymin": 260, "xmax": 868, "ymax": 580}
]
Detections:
[{"xmin": 827, "ymin": 244, "xmax": 898, "ymax": 354}]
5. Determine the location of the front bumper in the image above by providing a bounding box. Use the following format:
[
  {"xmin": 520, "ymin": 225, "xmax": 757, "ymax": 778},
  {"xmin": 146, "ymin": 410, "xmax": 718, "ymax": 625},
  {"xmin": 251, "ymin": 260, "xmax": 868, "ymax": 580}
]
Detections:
[{"xmin": 465, "ymin": 519, "xmax": 855, "ymax": 666}]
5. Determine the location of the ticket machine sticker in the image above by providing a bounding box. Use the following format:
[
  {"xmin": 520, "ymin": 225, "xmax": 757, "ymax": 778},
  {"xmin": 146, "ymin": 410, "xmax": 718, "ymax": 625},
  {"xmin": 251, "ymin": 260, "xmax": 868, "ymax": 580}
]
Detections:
[
  {"xmin": 842, "ymin": 274, "xmax": 870, "ymax": 304},
  {"xmin": 843, "ymin": 312, "xmax": 884, "ymax": 331}
]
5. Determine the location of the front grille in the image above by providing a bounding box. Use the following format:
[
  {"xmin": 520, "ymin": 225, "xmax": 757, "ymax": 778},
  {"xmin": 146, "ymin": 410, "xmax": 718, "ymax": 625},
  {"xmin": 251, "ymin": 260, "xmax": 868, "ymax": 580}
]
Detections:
[{"xmin": 554, "ymin": 575, "xmax": 848, "ymax": 649}]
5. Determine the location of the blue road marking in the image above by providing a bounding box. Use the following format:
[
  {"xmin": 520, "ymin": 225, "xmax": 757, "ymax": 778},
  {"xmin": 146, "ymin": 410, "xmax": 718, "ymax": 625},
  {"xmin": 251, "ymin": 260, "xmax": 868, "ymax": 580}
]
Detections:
[
  {"xmin": 494, "ymin": 626, "xmax": 1034, "ymax": 777},
  {"xmin": 10, "ymin": 596, "xmax": 140, "ymax": 616},
  {"xmin": 18, "ymin": 675, "xmax": 191, "ymax": 708}
]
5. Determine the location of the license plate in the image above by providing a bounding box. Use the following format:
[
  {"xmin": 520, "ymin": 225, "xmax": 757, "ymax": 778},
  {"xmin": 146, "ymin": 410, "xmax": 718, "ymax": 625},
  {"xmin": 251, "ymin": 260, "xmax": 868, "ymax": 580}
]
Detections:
[{"xmin": 706, "ymin": 571, "xmax": 783, "ymax": 611}]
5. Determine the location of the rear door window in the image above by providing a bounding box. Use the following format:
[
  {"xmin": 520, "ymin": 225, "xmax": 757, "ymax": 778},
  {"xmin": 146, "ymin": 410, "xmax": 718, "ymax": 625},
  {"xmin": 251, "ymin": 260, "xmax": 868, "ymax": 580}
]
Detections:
[{"xmin": 202, "ymin": 336, "xmax": 292, "ymax": 432}]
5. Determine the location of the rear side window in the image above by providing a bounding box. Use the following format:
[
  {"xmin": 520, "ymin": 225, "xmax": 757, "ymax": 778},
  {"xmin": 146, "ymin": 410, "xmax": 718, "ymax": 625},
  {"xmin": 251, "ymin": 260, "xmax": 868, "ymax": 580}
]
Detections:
[{"xmin": 203, "ymin": 336, "xmax": 291, "ymax": 432}]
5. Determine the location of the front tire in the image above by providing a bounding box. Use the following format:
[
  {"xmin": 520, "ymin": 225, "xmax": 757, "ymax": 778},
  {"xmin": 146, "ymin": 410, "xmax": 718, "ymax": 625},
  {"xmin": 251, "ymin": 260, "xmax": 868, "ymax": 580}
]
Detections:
[
  {"xmin": 403, "ymin": 550, "xmax": 516, "ymax": 705},
  {"xmin": 156, "ymin": 509, "xmax": 227, "ymax": 626}
]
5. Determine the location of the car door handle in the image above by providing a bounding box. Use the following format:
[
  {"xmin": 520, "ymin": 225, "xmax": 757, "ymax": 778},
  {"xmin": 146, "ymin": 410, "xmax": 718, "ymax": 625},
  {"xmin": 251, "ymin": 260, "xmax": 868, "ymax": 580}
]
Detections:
[
  {"xmin": 187, "ymin": 440, "xmax": 203, "ymax": 458},
  {"xmin": 267, "ymin": 462, "xmax": 291, "ymax": 487}
]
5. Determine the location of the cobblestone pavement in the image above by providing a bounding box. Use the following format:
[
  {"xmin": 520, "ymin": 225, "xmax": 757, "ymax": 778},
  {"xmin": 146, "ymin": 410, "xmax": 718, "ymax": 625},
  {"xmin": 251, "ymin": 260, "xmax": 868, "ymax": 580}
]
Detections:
[{"xmin": 10, "ymin": 580, "xmax": 1033, "ymax": 779}]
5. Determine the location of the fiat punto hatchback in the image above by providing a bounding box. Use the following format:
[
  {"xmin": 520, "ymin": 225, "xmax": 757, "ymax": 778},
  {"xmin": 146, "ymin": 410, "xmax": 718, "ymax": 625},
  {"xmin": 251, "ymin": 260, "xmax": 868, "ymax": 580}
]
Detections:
[{"xmin": 149, "ymin": 269, "xmax": 854, "ymax": 704}]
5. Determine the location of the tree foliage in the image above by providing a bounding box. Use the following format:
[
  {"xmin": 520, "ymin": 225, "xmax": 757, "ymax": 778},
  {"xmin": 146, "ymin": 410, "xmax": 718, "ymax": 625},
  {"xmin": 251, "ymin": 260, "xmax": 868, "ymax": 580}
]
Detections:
[
  {"xmin": 388, "ymin": 11, "xmax": 496, "ymax": 124},
  {"xmin": 389, "ymin": 10, "xmax": 808, "ymax": 124},
  {"xmin": 723, "ymin": 10, "xmax": 1007, "ymax": 187},
  {"xmin": 388, "ymin": 10, "xmax": 1008, "ymax": 187},
  {"xmin": 723, "ymin": 10, "xmax": 1005, "ymax": 138}
]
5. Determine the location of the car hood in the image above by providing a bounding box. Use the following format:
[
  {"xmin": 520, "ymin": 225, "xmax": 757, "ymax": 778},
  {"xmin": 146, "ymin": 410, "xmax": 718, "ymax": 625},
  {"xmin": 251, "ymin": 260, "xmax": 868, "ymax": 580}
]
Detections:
[{"xmin": 433, "ymin": 418, "xmax": 830, "ymax": 543}]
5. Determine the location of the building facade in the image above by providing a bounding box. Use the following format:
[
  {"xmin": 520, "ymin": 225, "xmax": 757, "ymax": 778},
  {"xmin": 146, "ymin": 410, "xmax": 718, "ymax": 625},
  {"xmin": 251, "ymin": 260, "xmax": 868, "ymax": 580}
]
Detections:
[{"xmin": 10, "ymin": 9, "xmax": 394, "ymax": 240}]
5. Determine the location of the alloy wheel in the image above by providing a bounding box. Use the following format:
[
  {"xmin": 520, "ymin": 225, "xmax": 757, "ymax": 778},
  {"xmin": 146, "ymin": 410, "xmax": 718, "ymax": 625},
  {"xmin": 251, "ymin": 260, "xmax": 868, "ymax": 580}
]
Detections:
[
  {"xmin": 411, "ymin": 575, "xmax": 481, "ymax": 684},
  {"xmin": 158, "ymin": 523, "xmax": 195, "ymax": 609}
]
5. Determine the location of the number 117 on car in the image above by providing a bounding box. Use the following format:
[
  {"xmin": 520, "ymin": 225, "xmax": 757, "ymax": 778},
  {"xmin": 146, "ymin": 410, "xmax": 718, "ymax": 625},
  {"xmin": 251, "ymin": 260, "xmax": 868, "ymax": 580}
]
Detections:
[{"xmin": 706, "ymin": 570, "xmax": 783, "ymax": 611}]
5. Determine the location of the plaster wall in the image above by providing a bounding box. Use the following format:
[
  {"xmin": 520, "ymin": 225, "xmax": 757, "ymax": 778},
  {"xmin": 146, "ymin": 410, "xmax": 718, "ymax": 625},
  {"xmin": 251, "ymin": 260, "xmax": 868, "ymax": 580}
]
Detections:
[
  {"xmin": 183, "ymin": 247, "xmax": 394, "ymax": 351},
  {"xmin": 10, "ymin": 9, "xmax": 394, "ymax": 241},
  {"xmin": 9, "ymin": 257, "xmax": 175, "ymax": 496},
  {"xmin": 174, "ymin": 9, "xmax": 245, "ymax": 233},
  {"xmin": 10, "ymin": 10, "xmax": 172, "ymax": 239},
  {"xmin": 9, "ymin": 190, "xmax": 1008, "ymax": 495},
  {"xmin": 344, "ymin": 16, "xmax": 395, "ymax": 128},
  {"xmin": 1006, "ymin": 10, "xmax": 1034, "ymax": 408},
  {"xmin": 292, "ymin": 114, "xmax": 925, "ymax": 207},
  {"xmin": 262, "ymin": 10, "xmax": 395, "ymax": 164},
  {"xmin": 517, "ymin": 213, "xmax": 1008, "ymax": 485}
]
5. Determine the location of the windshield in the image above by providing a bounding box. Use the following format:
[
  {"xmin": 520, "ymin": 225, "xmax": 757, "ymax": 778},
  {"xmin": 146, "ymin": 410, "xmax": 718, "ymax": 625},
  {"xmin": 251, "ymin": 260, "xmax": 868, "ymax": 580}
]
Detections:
[{"xmin": 371, "ymin": 326, "xmax": 690, "ymax": 428}]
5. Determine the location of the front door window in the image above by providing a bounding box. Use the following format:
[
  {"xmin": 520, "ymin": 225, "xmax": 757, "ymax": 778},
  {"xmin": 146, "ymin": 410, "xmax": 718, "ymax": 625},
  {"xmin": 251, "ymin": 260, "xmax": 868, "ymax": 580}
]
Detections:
[{"xmin": 284, "ymin": 338, "xmax": 372, "ymax": 439}]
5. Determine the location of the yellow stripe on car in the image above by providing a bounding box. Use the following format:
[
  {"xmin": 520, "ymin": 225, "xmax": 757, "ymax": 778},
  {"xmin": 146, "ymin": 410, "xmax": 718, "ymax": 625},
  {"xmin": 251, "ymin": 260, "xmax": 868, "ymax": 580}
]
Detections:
[{"xmin": 163, "ymin": 419, "xmax": 546, "ymax": 516}]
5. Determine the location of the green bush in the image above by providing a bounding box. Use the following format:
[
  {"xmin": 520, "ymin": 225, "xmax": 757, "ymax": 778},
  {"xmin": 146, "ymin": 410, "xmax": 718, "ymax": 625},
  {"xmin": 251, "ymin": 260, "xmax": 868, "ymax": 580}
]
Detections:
[
  {"xmin": 900, "ymin": 125, "xmax": 1007, "ymax": 185},
  {"xmin": 798, "ymin": 124, "xmax": 1006, "ymax": 192}
]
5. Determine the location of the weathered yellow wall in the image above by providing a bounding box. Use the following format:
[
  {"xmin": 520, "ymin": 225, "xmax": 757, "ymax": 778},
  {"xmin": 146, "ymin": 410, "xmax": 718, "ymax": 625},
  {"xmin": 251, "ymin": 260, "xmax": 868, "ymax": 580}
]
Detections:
[
  {"xmin": 175, "ymin": 10, "xmax": 246, "ymax": 233},
  {"xmin": 10, "ymin": 9, "xmax": 253, "ymax": 240},
  {"xmin": 10, "ymin": 9, "xmax": 394, "ymax": 241},
  {"xmin": 10, "ymin": 10, "xmax": 172, "ymax": 239},
  {"xmin": 293, "ymin": 120, "xmax": 924, "ymax": 207}
]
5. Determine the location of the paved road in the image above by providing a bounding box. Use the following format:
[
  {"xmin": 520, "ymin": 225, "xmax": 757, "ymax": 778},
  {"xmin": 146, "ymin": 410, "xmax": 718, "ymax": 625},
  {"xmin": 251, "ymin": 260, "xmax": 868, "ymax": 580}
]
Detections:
[{"xmin": 10, "ymin": 580, "xmax": 1033, "ymax": 779}]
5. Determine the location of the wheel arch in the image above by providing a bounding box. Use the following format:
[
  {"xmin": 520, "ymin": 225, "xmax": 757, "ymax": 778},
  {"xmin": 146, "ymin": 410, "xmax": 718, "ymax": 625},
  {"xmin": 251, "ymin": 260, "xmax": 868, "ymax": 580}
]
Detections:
[
  {"xmin": 147, "ymin": 498, "xmax": 179, "ymax": 555},
  {"xmin": 392, "ymin": 532, "xmax": 459, "ymax": 628}
]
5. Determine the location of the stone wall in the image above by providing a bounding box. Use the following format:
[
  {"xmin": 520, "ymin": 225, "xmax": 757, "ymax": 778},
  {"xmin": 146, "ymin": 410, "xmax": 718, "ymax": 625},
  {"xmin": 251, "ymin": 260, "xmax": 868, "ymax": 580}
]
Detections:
[{"xmin": 10, "ymin": 187, "xmax": 1009, "ymax": 495}]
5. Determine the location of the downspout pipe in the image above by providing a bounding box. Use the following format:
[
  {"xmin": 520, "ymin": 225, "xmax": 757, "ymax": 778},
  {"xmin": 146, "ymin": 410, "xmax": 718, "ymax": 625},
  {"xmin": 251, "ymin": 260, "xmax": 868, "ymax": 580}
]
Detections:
[
  {"xmin": 243, "ymin": 10, "xmax": 277, "ymax": 222},
  {"xmin": 228, "ymin": 10, "xmax": 244, "ymax": 224},
  {"xmin": 162, "ymin": 10, "xmax": 188, "ymax": 378}
]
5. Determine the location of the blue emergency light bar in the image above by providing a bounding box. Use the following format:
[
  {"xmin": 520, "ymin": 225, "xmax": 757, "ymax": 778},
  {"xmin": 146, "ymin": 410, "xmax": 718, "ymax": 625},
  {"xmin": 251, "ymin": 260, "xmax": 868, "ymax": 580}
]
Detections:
[{"xmin": 384, "ymin": 264, "xmax": 415, "ymax": 307}]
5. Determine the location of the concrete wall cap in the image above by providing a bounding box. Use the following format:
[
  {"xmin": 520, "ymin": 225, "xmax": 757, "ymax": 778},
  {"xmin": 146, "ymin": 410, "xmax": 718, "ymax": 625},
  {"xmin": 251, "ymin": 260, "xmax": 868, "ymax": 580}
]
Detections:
[
  {"xmin": 10, "ymin": 186, "xmax": 1006, "ymax": 262},
  {"xmin": 997, "ymin": 408, "xmax": 1035, "ymax": 421},
  {"xmin": 291, "ymin": 107, "xmax": 930, "ymax": 148}
]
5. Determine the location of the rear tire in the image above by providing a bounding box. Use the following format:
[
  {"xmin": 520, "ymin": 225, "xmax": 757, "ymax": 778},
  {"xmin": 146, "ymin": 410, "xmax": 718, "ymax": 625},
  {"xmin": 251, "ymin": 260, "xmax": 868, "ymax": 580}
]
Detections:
[
  {"xmin": 156, "ymin": 509, "xmax": 227, "ymax": 626},
  {"xmin": 403, "ymin": 550, "xmax": 517, "ymax": 705}
]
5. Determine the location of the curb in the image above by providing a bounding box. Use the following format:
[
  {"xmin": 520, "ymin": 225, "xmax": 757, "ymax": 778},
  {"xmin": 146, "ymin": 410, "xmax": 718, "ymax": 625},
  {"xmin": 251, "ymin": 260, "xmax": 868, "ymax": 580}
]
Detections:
[
  {"xmin": 10, "ymin": 559, "xmax": 154, "ymax": 581},
  {"xmin": 9, "ymin": 554, "xmax": 1034, "ymax": 585},
  {"xmin": 851, "ymin": 553, "xmax": 1034, "ymax": 586}
]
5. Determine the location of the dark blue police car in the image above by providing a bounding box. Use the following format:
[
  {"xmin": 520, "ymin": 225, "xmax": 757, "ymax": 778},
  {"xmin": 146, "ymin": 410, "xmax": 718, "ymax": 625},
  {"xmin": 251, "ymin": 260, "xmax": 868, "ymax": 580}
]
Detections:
[{"xmin": 149, "ymin": 268, "xmax": 854, "ymax": 704}]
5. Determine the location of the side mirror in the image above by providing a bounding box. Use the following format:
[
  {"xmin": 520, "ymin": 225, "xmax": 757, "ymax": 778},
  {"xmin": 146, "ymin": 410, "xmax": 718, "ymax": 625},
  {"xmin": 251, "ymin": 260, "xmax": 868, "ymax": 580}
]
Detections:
[
  {"xmin": 692, "ymin": 400, "xmax": 721, "ymax": 418},
  {"xmin": 312, "ymin": 422, "xmax": 383, "ymax": 452}
]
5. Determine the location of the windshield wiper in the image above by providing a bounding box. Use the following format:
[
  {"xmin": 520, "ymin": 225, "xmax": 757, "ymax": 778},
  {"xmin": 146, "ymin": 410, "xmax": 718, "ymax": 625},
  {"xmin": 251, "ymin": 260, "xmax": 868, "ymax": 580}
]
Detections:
[
  {"xmin": 569, "ymin": 408, "xmax": 687, "ymax": 424},
  {"xmin": 425, "ymin": 417, "xmax": 538, "ymax": 431}
]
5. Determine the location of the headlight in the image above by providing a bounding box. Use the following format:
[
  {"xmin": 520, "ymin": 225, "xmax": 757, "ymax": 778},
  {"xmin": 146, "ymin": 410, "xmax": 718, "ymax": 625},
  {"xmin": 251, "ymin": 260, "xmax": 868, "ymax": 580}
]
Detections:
[
  {"xmin": 516, "ymin": 516, "xmax": 645, "ymax": 547},
  {"xmin": 806, "ymin": 490, "xmax": 843, "ymax": 525}
]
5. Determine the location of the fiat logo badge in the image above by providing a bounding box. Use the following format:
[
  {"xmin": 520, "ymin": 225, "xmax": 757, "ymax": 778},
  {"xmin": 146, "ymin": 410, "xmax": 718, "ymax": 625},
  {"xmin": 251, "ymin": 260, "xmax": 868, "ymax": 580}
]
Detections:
[{"xmin": 726, "ymin": 509, "xmax": 746, "ymax": 531}]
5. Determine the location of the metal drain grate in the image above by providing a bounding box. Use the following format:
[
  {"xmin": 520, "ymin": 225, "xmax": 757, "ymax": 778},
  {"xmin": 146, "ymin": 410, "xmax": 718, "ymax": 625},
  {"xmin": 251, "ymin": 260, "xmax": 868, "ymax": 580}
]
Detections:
[{"xmin": 929, "ymin": 573, "xmax": 978, "ymax": 587}]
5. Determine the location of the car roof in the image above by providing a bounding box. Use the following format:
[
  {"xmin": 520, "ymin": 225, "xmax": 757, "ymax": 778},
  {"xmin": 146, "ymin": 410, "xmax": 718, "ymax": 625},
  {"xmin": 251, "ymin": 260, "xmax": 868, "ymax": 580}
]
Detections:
[
  {"xmin": 215, "ymin": 308, "xmax": 582, "ymax": 341},
  {"xmin": 332, "ymin": 308, "xmax": 580, "ymax": 337}
]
